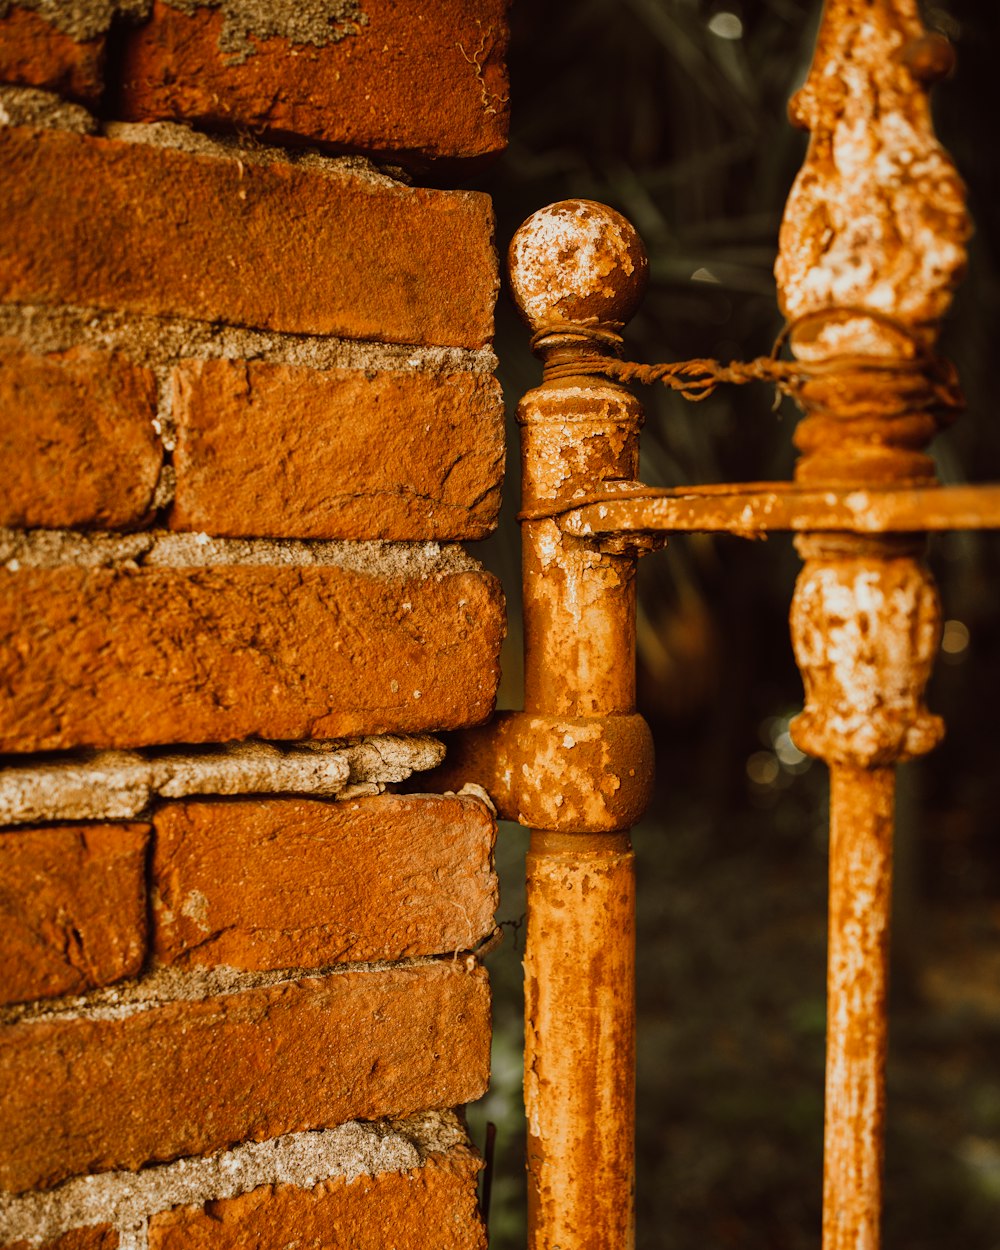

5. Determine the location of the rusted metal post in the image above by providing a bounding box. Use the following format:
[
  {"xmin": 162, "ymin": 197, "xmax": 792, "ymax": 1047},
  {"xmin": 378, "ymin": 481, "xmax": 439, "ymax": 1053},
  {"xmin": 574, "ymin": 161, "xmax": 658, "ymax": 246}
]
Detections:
[
  {"xmin": 775, "ymin": 3, "xmax": 970, "ymax": 1246},
  {"xmin": 508, "ymin": 200, "xmax": 650, "ymax": 1250},
  {"xmin": 789, "ymin": 536, "xmax": 944, "ymax": 1250}
]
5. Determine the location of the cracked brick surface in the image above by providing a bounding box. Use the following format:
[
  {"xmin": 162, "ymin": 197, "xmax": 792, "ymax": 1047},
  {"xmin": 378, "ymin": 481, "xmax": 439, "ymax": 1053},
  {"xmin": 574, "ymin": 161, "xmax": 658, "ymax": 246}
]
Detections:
[
  {"xmin": 0, "ymin": 7, "xmax": 105, "ymax": 102},
  {"xmin": 0, "ymin": 823, "xmax": 149, "ymax": 1007},
  {"xmin": 118, "ymin": 0, "xmax": 508, "ymax": 164},
  {"xmin": 170, "ymin": 361, "xmax": 504, "ymax": 541},
  {"xmin": 148, "ymin": 1150, "xmax": 487, "ymax": 1250},
  {"xmin": 0, "ymin": 962, "xmax": 491, "ymax": 1194},
  {"xmin": 0, "ymin": 8, "xmax": 506, "ymax": 1241},
  {"xmin": 0, "ymin": 338, "xmax": 161, "ymax": 530},
  {"xmin": 0, "ymin": 562, "xmax": 504, "ymax": 753},
  {"xmin": 0, "ymin": 127, "xmax": 497, "ymax": 348},
  {"xmin": 152, "ymin": 794, "xmax": 497, "ymax": 971}
]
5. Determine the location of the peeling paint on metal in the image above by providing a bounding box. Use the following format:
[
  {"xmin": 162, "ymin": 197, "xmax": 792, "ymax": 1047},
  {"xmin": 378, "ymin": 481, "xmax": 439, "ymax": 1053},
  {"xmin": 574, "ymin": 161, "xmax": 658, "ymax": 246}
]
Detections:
[
  {"xmin": 508, "ymin": 200, "xmax": 647, "ymax": 332},
  {"xmin": 429, "ymin": 711, "xmax": 652, "ymax": 834},
  {"xmin": 776, "ymin": 0, "xmax": 968, "ymax": 356},
  {"xmin": 790, "ymin": 548, "xmax": 943, "ymax": 767}
]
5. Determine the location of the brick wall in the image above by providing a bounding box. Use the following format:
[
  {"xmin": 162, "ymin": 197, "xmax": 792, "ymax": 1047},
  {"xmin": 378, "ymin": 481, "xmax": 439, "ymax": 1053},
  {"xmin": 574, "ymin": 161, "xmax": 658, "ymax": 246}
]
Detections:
[{"xmin": 0, "ymin": 3, "xmax": 508, "ymax": 1246}]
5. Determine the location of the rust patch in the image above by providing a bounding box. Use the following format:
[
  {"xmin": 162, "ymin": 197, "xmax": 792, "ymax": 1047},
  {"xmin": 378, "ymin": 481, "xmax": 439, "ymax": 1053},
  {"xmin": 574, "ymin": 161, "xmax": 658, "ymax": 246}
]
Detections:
[
  {"xmin": 508, "ymin": 199, "xmax": 647, "ymax": 334},
  {"xmin": 523, "ymin": 831, "xmax": 635, "ymax": 1250},
  {"xmin": 560, "ymin": 481, "xmax": 1000, "ymax": 539},
  {"xmin": 790, "ymin": 537, "xmax": 942, "ymax": 767},
  {"xmin": 430, "ymin": 710, "xmax": 653, "ymax": 834},
  {"xmin": 776, "ymin": 1, "xmax": 968, "ymax": 348},
  {"xmin": 775, "ymin": 0, "xmax": 970, "ymax": 489},
  {"xmin": 822, "ymin": 766, "xmax": 895, "ymax": 1250}
]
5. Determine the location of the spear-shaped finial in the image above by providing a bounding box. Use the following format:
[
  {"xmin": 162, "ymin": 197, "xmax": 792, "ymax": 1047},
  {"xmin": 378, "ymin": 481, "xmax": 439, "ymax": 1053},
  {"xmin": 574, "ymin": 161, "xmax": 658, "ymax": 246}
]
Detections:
[{"xmin": 776, "ymin": 0, "xmax": 969, "ymax": 360}]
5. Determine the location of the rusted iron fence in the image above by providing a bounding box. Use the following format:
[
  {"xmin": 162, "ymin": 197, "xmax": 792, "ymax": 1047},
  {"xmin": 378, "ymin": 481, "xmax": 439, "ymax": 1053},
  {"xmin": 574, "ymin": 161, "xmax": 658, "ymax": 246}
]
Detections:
[{"xmin": 447, "ymin": 0, "xmax": 1000, "ymax": 1246}]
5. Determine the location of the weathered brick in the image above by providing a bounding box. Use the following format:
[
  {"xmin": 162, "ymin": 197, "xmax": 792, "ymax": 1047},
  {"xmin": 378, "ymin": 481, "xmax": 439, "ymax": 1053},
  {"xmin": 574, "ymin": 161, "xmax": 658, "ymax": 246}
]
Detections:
[
  {"xmin": 0, "ymin": 6, "xmax": 104, "ymax": 102},
  {"xmin": 0, "ymin": 127, "xmax": 497, "ymax": 348},
  {"xmin": 119, "ymin": 0, "xmax": 508, "ymax": 164},
  {"xmin": 0, "ymin": 559, "xmax": 504, "ymax": 753},
  {"xmin": 0, "ymin": 823, "xmax": 148, "ymax": 1007},
  {"xmin": 0, "ymin": 962, "xmax": 490, "ymax": 1193},
  {"xmin": 148, "ymin": 1151, "xmax": 486, "ymax": 1250},
  {"xmin": 3, "ymin": 1227, "xmax": 118, "ymax": 1250},
  {"xmin": 152, "ymin": 794, "xmax": 497, "ymax": 971},
  {"xmin": 170, "ymin": 361, "xmax": 504, "ymax": 540},
  {"xmin": 0, "ymin": 339, "xmax": 161, "ymax": 530}
]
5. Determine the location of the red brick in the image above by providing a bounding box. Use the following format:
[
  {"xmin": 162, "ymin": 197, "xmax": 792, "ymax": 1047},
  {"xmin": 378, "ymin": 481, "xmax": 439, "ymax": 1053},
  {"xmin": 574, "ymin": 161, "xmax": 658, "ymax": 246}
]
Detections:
[
  {"xmin": 119, "ymin": 0, "xmax": 508, "ymax": 164},
  {"xmin": 0, "ymin": 823, "xmax": 148, "ymax": 1007},
  {"xmin": 0, "ymin": 6, "xmax": 104, "ymax": 102},
  {"xmin": 0, "ymin": 339, "xmax": 161, "ymax": 530},
  {"xmin": 170, "ymin": 361, "xmax": 504, "ymax": 541},
  {"xmin": 0, "ymin": 127, "xmax": 496, "ymax": 349},
  {"xmin": 152, "ymin": 794, "xmax": 496, "ymax": 971},
  {"xmin": 0, "ymin": 560, "xmax": 504, "ymax": 753},
  {"xmin": 148, "ymin": 1151, "xmax": 486, "ymax": 1250},
  {"xmin": 0, "ymin": 962, "xmax": 490, "ymax": 1193},
  {"xmin": 3, "ymin": 1228, "xmax": 118, "ymax": 1250}
]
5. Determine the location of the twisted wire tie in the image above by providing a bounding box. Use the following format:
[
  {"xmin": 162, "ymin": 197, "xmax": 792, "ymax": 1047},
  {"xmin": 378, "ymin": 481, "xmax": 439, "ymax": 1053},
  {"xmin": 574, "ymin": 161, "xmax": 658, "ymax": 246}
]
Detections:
[
  {"xmin": 519, "ymin": 307, "xmax": 964, "ymax": 524},
  {"xmin": 529, "ymin": 305, "xmax": 963, "ymax": 417}
]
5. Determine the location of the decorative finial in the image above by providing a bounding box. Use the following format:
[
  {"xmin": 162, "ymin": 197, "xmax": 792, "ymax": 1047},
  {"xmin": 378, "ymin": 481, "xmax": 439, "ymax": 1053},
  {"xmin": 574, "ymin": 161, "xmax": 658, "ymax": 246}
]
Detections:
[
  {"xmin": 776, "ymin": 0, "xmax": 969, "ymax": 360},
  {"xmin": 508, "ymin": 199, "xmax": 648, "ymax": 334}
]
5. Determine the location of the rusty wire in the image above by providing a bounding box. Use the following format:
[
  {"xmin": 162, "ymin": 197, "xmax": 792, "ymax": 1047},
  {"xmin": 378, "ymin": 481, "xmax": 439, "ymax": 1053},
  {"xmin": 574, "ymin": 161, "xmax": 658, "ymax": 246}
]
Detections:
[{"xmin": 530, "ymin": 305, "xmax": 964, "ymax": 417}]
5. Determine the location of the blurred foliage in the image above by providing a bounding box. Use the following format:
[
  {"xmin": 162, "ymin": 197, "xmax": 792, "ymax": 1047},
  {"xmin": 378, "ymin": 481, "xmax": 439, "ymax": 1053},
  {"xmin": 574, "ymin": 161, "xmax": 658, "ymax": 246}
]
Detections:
[{"xmin": 464, "ymin": 0, "xmax": 1000, "ymax": 1247}]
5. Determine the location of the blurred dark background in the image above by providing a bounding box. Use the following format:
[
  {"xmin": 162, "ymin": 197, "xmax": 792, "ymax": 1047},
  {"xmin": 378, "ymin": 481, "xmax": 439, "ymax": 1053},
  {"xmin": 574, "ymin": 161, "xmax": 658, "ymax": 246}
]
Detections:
[{"xmin": 461, "ymin": 1, "xmax": 1000, "ymax": 1246}]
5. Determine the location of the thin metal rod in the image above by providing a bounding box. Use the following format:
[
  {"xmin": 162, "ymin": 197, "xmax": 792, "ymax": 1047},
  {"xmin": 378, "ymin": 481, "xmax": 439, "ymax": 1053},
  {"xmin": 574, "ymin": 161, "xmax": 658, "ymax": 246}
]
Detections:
[
  {"xmin": 561, "ymin": 482, "xmax": 1000, "ymax": 539},
  {"xmin": 823, "ymin": 765, "xmax": 894, "ymax": 1250}
]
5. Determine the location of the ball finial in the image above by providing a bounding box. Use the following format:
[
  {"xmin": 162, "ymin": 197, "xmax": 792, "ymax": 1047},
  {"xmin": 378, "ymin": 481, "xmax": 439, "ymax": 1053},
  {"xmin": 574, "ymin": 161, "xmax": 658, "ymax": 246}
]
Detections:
[{"xmin": 507, "ymin": 199, "xmax": 648, "ymax": 333}]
